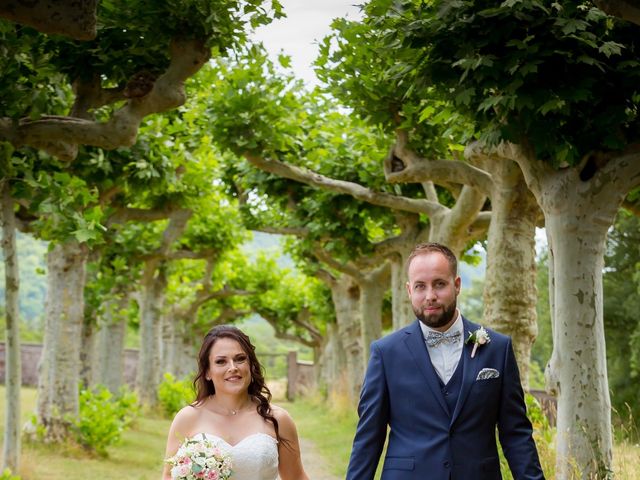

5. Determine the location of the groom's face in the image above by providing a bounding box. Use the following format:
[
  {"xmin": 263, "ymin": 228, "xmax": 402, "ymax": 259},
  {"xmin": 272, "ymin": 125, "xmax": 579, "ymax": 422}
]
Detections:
[{"xmin": 406, "ymin": 251, "xmax": 461, "ymax": 331}]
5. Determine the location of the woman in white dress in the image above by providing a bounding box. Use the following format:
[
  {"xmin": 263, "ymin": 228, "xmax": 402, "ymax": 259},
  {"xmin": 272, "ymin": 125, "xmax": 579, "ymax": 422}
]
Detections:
[{"xmin": 162, "ymin": 325, "xmax": 309, "ymax": 480}]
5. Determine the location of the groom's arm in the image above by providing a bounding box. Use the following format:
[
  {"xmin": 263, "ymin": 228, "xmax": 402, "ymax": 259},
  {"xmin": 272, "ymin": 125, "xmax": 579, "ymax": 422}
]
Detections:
[
  {"xmin": 346, "ymin": 342, "xmax": 389, "ymax": 480},
  {"xmin": 497, "ymin": 338, "xmax": 545, "ymax": 480}
]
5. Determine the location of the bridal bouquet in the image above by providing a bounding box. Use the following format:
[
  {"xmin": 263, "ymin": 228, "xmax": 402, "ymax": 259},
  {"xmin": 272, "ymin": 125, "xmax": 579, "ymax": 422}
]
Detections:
[{"xmin": 166, "ymin": 436, "xmax": 233, "ymax": 480}]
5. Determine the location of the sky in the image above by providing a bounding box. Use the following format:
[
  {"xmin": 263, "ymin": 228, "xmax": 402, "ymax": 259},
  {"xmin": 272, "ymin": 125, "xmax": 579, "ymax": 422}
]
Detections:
[{"xmin": 252, "ymin": 0, "xmax": 363, "ymax": 86}]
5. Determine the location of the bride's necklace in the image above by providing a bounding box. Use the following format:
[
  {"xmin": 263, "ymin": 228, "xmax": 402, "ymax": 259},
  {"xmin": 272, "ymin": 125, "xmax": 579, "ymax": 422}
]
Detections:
[{"xmin": 209, "ymin": 396, "xmax": 252, "ymax": 416}]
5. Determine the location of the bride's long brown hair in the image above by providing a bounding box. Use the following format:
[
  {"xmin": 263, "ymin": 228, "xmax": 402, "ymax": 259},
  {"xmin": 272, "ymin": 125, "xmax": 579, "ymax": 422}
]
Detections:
[{"xmin": 192, "ymin": 325, "xmax": 286, "ymax": 446}]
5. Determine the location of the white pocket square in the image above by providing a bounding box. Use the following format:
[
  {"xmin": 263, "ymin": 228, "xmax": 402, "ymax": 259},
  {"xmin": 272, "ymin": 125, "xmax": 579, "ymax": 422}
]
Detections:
[{"xmin": 476, "ymin": 368, "xmax": 500, "ymax": 380}]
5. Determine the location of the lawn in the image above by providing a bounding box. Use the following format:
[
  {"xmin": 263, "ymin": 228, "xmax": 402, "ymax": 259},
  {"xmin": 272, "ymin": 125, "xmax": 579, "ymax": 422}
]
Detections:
[{"xmin": 0, "ymin": 387, "xmax": 170, "ymax": 480}]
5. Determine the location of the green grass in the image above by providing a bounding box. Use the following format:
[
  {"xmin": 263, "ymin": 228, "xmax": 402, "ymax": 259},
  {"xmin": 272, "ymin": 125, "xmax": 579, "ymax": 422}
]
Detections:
[{"xmin": 0, "ymin": 386, "xmax": 170, "ymax": 480}]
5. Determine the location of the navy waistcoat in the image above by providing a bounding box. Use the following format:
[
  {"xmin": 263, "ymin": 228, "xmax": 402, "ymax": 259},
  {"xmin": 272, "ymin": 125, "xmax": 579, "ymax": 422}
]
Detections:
[{"xmin": 437, "ymin": 349, "xmax": 465, "ymax": 416}]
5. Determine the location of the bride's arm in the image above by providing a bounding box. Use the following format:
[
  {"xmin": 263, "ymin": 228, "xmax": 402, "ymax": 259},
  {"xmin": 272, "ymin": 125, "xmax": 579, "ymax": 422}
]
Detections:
[
  {"xmin": 162, "ymin": 406, "xmax": 197, "ymax": 480},
  {"xmin": 273, "ymin": 407, "xmax": 310, "ymax": 480}
]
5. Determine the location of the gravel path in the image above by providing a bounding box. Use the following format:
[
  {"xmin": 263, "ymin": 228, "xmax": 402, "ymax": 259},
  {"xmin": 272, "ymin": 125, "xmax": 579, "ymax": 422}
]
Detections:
[{"xmin": 298, "ymin": 437, "xmax": 341, "ymax": 480}]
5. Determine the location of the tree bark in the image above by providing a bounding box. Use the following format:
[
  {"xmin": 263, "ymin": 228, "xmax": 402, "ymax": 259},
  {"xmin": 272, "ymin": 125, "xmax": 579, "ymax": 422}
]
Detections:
[
  {"xmin": 0, "ymin": 0, "xmax": 98, "ymax": 40},
  {"xmin": 594, "ymin": 0, "xmax": 640, "ymax": 25},
  {"xmin": 358, "ymin": 263, "xmax": 390, "ymax": 371},
  {"xmin": 481, "ymin": 160, "xmax": 539, "ymax": 388},
  {"xmin": 390, "ymin": 253, "xmax": 413, "ymax": 329},
  {"xmin": 323, "ymin": 274, "xmax": 362, "ymax": 402},
  {"xmin": 79, "ymin": 312, "xmax": 96, "ymax": 388},
  {"xmin": 136, "ymin": 261, "xmax": 167, "ymax": 407},
  {"xmin": 36, "ymin": 240, "xmax": 88, "ymax": 441},
  {"xmin": 1, "ymin": 180, "xmax": 21, "ymax": 472},
  {"xmin": 161, "ymin": 313, "xmax": 178, "ymax": 378},
  {"xmin": 95, "ymin": 296, "xmax": 128, "ymax": 394},
  {"xmin": 315, "ymin": 322, "xmax": 346, "ymax": 398},
  {"xmin": 546, "ymin": 213, "xmax": 613, "ymax": 479}
]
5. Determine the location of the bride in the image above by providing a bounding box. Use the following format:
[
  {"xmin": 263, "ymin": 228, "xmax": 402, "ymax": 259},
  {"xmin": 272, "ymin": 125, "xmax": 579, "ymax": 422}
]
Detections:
[{"xmin": 162, "ymin": 325, "xmax": 309, "ymax": 480}]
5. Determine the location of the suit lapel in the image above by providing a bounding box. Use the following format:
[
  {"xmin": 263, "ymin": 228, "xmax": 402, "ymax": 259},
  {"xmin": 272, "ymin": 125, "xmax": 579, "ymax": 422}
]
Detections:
[
  {"xmin": 404, "ymin": 320, "xmax": 449, "ymax": 416},
  {"xmin": 450, "ymin": 317, "xmax": 483, "ymax": 426}
]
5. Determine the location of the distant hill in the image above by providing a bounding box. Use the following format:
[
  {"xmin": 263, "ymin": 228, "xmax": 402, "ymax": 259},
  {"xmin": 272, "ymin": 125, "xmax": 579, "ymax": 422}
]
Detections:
[
  {"xmin": 0, "ymin": 232, "xmax": 48, "ymax": 326},
  {"xmin": 242, "ymin": 231, "xmax": 294, "ymax": 269}
]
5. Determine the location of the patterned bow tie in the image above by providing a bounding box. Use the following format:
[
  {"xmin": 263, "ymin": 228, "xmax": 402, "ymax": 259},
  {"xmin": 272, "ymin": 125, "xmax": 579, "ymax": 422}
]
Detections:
[{"xmin": 425, "ymin": 330, "xmax": 461, "ymax": 347}]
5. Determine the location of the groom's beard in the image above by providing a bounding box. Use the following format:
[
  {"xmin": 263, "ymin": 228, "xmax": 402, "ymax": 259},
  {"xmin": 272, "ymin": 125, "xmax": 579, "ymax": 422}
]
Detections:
[{"xmin": 414, "ymin": 300, "xmax": 457, "ymax": 329}]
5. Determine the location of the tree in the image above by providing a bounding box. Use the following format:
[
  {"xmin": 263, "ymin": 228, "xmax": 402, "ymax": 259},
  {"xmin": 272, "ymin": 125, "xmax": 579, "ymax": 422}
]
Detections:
[
  {"xmin": 0, "ymin": 171, "xmax": 20, "ymax": 472},
  {"xmin": 367, "ymin": 1, "xmax": 640, "ymax": 476}
]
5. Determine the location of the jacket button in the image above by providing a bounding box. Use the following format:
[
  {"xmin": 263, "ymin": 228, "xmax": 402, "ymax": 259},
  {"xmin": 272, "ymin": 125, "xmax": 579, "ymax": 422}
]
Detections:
[{"xmin": 444, "ymin": 461, "xmax": 451, "ymax": 468}]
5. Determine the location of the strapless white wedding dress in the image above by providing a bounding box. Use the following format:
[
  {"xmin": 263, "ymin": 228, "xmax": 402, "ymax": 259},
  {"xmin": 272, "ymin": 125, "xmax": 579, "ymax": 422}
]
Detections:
[{"xmin": 197, "ymin": 432, "xmax": 279, "ymax": 480}]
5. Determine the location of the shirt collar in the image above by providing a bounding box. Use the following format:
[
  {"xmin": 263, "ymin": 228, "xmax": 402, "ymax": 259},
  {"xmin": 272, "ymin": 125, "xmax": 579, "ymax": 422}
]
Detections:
[{"xmin": 419, "ymin": 309, "xmax": 462, "ymax": 340}]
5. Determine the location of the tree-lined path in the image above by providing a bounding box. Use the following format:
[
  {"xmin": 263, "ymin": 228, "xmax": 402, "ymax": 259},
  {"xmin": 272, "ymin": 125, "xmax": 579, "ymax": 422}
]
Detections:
[{"xmin": 2, "ymin": 1, "xmax": 640, "ymax": 479}]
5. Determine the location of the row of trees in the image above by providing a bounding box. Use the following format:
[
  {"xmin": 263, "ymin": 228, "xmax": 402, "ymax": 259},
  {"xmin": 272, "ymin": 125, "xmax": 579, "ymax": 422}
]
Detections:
[{"xmin": 2, "ymin": 1, "xmax": 640, "ymax": 479}]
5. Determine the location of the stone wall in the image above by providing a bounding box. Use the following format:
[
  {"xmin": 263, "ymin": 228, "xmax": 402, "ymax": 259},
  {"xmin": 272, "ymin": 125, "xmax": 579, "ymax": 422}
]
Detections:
[{"xmin": 0, "ymin": 342, "xmax": 140, "ymax": 386}]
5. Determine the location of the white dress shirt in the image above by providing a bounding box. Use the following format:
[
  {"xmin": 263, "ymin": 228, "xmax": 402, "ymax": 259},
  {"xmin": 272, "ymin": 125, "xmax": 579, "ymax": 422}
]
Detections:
[{"xmin": 419, "ymin": 310, "xmax": 464, "ymax": 384}]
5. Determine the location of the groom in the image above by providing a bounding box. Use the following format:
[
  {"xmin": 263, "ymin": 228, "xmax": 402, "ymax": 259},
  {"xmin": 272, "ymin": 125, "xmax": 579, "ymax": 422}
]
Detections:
[{"xmin": 346, "ymin": 243, "xmax": 544, "ymax": 479}]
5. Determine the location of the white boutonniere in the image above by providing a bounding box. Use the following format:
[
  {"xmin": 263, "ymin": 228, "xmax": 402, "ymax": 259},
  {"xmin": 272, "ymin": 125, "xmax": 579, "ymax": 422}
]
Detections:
[{"xmin": 466, "ymin": 326, "xmax": 491, "ymax": 358}]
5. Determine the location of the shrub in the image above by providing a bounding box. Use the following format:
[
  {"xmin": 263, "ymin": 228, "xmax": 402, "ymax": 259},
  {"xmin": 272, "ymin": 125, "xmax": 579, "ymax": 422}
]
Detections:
[
  {"xmin": 72, "ymin": 384, "xmax": 140, "ymax": 456},
  {"xmin": 157, "ymin": 373, "xmax": 195, "ymax": 418},
  {"xmin": 0, "ymin": 469, "xmax": 20, "ymax": 480}
]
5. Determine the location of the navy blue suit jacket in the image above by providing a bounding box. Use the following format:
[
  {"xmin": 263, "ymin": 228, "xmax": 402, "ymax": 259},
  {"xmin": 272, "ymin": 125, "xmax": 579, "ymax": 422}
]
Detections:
[{"xmin": 346, "ymin": 318, "xmax": 544, "ymax": 480}]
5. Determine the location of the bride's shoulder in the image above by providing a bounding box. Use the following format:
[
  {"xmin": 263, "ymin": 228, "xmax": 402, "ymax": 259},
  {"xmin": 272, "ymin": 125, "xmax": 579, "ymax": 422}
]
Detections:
[
  {"xmin": 172, "ymin": 403, "xmax": 204, "ymax": 426},
  {"xmin": 269, "ymin": 404, "xmax": 295, "ymax": 424}
]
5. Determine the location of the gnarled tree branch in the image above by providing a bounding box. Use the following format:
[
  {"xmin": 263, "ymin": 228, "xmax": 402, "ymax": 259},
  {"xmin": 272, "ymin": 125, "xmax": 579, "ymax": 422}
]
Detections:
[
  {"xmin": 0, "ymin": 0, "xmax": 98, "ymax": 40},
  {"xmin": 595, "ymin": 0, "xmax": 640, "ymax": 25},
  {"xmin": 0, "ymin": 39, "xmax": 210, "ymax": 161},
  {"xmin": 244, "ymin": 152, "xmax": 445, "ymax": 216},
  {"xmin": 386, "ymin": 130, "xmax": 495, "ymax": 197}
]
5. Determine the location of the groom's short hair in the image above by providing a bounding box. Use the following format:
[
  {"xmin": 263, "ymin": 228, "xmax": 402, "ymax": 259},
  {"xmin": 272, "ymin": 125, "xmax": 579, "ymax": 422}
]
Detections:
[{"xmin": 406, "ymin": 242, "xmax": 458, "ymax": 277}]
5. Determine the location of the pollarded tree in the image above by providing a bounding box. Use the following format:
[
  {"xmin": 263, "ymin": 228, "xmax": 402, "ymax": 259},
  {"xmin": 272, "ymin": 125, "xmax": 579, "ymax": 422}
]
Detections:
[{"xmin": 372, "ymin": 1, "xmax": 640, "ymax": 477}]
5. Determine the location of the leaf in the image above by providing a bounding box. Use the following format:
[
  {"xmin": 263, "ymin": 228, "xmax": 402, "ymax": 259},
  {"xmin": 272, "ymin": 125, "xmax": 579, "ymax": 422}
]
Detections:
[
  {"xmin": 455, "ymin": 87, "xmax": 475, "ymax": 106},
  {"xmin": 538, "ymin": 98, "xmax": 566, "ymax": 115},
  {"xmin": 557, "ymin": 18, "xmax": 588, "ymax": 35},
  {"xmin": 477, "ymin": 95, "xmax": 504, "ymax": 113},
  {"xmin": 73, "ymin": 228, "xmax": 98, "ymax": 243},
  {"xmin": 418, "ymin": 105, "xmax": 436, "ymax": 122},
  {"xmin": 598, "ymin": 41, "xmax": 624, "ymax": 58},
  {"xmin": 278, "ymin": 54, "xmax": 292, "ymax": 68}
]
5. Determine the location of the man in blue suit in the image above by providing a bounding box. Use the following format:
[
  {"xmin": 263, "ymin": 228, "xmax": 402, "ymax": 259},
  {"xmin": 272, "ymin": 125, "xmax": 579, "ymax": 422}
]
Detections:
[{"xmin": 346, "ymin": 243, "xmax": 544, "ymax": 479}]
